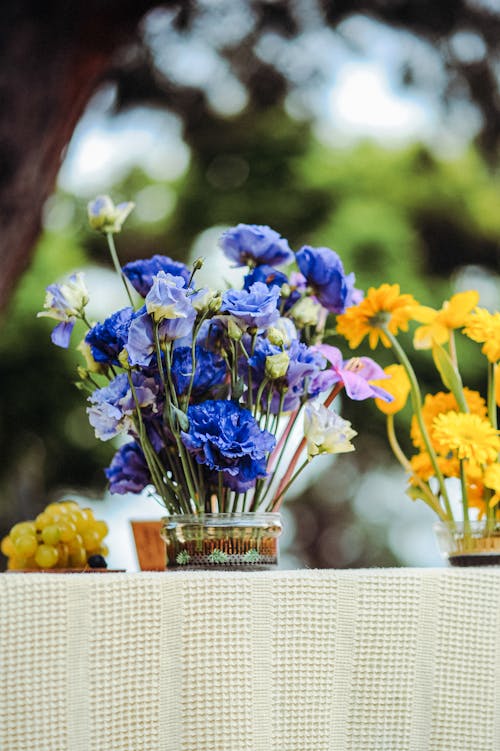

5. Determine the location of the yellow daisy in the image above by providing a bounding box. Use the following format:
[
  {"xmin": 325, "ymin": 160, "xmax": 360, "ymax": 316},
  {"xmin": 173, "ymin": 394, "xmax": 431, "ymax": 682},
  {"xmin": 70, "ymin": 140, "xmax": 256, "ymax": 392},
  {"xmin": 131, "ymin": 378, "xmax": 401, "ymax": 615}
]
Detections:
[
  {"xmin": 336, "ymin": 284, "xmax": 420, "ymax": 349},
  {"xmin": 410, "ymin": 389, "xmax": 487, "ymax": 451},
  {"xmin": 432, "ymin": 412, "xmax": 500, "ymax": 465},
  {"xmin": 496, "ymin": 364, "xmax": 500, "ymax": 408},
  {"xmin": 372, "ymin": 364, "xmax": 411, "ymax": 415},
  {"xmin": 463, "ymin": 307, "xmax": 500, "ymax": 363},
  {"xmin": 413, "ymin": 290, "xmax": 479, "ymax": 350}
]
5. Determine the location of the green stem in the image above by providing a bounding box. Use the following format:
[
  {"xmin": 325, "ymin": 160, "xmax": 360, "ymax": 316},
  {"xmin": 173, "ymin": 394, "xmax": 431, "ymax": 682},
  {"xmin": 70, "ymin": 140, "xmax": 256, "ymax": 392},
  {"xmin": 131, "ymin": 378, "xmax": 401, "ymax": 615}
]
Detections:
[
  {"xmin": 487, "ymin": 361, "xmax": 497, "ymax": 430},
  {"xmin": 386, "ymin": 415, "xmax": 448, "ymax": 521},
  {"xmin": 106, "ymin": 233, "xmax": 135, "ymax": 308},
  {"xmin": 459, "ymin": 459, "xmax": 471, "ymax": 536},
  {"xmin": 384, "ymin": 327, "xmax": 453, "ymax": 518}
]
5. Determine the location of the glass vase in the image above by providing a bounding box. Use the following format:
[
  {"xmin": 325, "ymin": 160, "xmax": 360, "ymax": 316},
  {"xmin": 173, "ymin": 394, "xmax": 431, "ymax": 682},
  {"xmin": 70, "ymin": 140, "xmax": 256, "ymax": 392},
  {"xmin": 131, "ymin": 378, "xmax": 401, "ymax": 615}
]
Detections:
[
  {"xmin": 160, "ymin": 512, "xmax": 282, "ymax": 570},
  {"xmin": 433, "ymin": 520, "xmax": 500, "ymax": 566}
]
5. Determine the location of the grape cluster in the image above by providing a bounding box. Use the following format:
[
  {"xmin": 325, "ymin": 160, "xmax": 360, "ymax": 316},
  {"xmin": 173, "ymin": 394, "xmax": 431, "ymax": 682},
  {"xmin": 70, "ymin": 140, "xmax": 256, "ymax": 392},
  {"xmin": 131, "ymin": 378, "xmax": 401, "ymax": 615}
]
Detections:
[{"xmin": 1, "ymin": 501, "xmax": 109, "ymax": 570}]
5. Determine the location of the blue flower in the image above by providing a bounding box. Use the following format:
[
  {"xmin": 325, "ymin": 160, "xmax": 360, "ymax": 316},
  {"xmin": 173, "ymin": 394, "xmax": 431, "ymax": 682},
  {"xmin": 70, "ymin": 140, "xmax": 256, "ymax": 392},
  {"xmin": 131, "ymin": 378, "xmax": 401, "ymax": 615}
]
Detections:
[
  {"xmin": 126, "ymin": 292, "xmax": 196, "ymax": 368},
  {"xmin": 87, "ymin": 372, "xmax": 158, "ymax": 440},
  {"xmin": 171, "ymin": 346, "xmax": 227, "ymax": 397},
  {"xmin": 145, "ymin": 271, "xmax": 196, "ymax": 325},
  {"xmin": 85, "ymin": 306, "xmax": 137, "ymax": 366},
  {"xmin": 219, "ymin": 224, "xmax": 293, "ymax": 267},
  {"xmin": 221, "ymin": 282, "xmax": 280, "ymax": 330},
  {"xmin": 245, "ymin": 337, "xmax": 325, "ymax": 413},
  {"xmin": 296, "ymin": 245, "xmax": 360, "ymax": 314},
  {"xmin": 105, "ymin": 441, "xmax": 151, "ymax": 494},
  {"xmin": 37, "ymin": 273, "xmax": 89, "ymax": 348},
  {"xmin": 123, "ymin": 255, "xmax": 191, "ymax": 297},
  {"xmin": 181, "ymin": 400, "xmax": 275, "ymax": 491},
  {"xmin": 243, "ymin": 265, "xmax": 289, "ymax": 292}
]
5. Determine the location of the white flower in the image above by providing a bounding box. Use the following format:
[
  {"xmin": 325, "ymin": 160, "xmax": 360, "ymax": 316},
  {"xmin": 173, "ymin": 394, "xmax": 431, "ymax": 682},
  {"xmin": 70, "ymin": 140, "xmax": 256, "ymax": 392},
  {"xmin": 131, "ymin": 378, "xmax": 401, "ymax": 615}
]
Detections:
[
  {"xmin": 290, "ymin": 297, "xmax": 322, "ymax": 327},
  {"xmin": 37, "ymin": 272, "xmax": 89, "ymax": 322},
  {"xmin": 304, "ymin": 401, "xmax": 357, "ymax": 459}
]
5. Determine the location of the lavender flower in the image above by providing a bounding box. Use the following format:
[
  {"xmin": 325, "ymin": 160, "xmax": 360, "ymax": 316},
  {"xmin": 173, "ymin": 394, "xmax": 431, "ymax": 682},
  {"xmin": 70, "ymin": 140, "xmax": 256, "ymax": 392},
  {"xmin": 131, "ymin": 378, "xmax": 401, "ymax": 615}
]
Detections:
[
  {"xmin": 87, "ymin": 195, "xmax": 134, "ymax": 234},
  {"xmin": 123, "ymin": 255, "xmax": 191, "ymax": 297},
  {"xmin": 37, "ymin": 273, "xmax": 88, "ymax": 348},
  {"xmin": 87, "ymin": 372, "xmax": 158, "ymax": 440},
  {"xmin": 311, "ymin": 344, "xmax": 393, "ymax": 402},
  {"xmin": 219, "ymin": 224, "xmax": 293, "ymax": 267},
  {"xmin": 145, "ymin": 271, "xmax": 196, "ymax": 325},
  {"xmin": 243, "ymin": 265, "xmax": 289, "ymax": 291},
  {"xmin": 221, "ymin": 282, "xmax": 280, "ymax": 330}
]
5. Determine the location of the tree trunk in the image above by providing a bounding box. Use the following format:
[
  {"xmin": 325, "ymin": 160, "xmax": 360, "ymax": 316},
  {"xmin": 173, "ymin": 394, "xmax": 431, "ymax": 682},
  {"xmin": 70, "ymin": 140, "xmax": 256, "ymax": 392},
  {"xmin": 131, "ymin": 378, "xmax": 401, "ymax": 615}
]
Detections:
[{"xmin": 0, "ymin": 1, "xmax": 157, "ymax": 313}]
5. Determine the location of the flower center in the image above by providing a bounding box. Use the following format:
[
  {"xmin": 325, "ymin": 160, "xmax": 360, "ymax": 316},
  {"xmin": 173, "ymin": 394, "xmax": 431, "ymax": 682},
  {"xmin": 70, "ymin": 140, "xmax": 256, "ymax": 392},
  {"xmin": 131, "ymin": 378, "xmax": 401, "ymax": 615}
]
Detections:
[
  {"xmin": 369, "ymin": 311, "xmax": 392, "ymax": 328},
  {"xmin": 345, "ymin": 357, "xmax": 364, "ymax": 373}
]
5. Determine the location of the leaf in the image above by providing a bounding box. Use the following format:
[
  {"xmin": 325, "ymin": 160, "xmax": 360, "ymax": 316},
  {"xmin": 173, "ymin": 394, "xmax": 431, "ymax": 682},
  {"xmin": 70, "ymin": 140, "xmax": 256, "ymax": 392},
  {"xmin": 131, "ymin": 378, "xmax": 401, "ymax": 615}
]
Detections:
[
  {"xmin": 431, "ymin": 342, "xmax": 468, "ymax": 412},
  {"xmin": 170, "ymin": 404, "xmax": 190, "ymax": 431}
]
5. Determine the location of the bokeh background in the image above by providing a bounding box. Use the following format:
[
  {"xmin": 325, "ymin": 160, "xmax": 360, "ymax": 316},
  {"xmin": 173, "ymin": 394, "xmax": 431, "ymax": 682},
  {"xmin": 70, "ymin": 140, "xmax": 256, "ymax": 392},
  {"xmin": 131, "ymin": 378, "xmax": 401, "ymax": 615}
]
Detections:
[{"xmin": 1, "ymin": 0, "xmax": 500, "ymax": 569}]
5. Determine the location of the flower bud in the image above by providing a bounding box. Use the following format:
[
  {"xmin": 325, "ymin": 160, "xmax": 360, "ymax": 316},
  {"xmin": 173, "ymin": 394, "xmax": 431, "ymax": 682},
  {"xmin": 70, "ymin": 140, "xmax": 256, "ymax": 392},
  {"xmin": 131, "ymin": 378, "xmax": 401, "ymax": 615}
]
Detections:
[
  {"xmin": 290, "ymin": 297, "xmax": 321, "ymax": 327},
  {"xmin": 227, "ymin": 317, "xmax": 243, "ymax": 341},
  {"xmin": 118, "ymin": 349, "xmax": 131, "ymax": 369},
  {"xmin": 77, "ymin": 340, "xmax": 106, "ymax": 374},
  {"xmin": 267, "ymin": 327, "xmax": 284, "ymax": 347},
  {"xmin": 265, "ymin": 352, "xmax": 290, "ymax": 380},
  {"xmin": 87, "ymin": 195, "xmax": 134, "ymax": 234}
]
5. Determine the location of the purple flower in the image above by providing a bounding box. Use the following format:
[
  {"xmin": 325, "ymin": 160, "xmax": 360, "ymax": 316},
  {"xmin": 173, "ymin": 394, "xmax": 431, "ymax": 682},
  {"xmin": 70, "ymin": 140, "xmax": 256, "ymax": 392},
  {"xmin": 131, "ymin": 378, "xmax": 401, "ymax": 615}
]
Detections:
[
  {"xmin": 243, "ymin": 265, "xmax": 289, "ymax": 292},
  {"xmin": 310, "ymin": 344, "xmax": 393, "ymax": 402},
  {"xmin": 296, "ymin": 245, "xmax": 360, "ymax": 314},
  {"xmin": 219, "ymin": 224, "xmax": 293, "ymax": 267},
  {"xmin": 171, "ymin": 346, "xmax": 227, "ymax": 397},
  {"xmin": 181, "ymin": 400, "xmax": 275, "ymax": 491},
  {"xmin": 123, "ymin": 255, "xmax": 191, "ymax": 297},
  {"xmin": 85, "ymin": 306, "xmax": 137, "ymax": 366},
  {"xmin": 221, "ymin": 282, "xmax": 280, "ymax": 330},
  {"xmin": 87, "ymin": 372, "xmax": 158, "ymax": 440},
  {"xmin": 105, "ymin": 441, "xmax": 151, "ymax": 494}
]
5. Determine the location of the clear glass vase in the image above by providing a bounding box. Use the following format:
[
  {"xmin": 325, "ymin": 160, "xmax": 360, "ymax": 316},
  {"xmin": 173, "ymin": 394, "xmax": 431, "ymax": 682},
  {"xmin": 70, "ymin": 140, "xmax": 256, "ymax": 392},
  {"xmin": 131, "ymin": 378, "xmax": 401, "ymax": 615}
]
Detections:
[
  {"xmin": 433, "ymin": 520, "xmax": 500, "ymax": 566},
  {"xmin": 160, "ymin": 512, "xmax": 282, "ymax": 570}
]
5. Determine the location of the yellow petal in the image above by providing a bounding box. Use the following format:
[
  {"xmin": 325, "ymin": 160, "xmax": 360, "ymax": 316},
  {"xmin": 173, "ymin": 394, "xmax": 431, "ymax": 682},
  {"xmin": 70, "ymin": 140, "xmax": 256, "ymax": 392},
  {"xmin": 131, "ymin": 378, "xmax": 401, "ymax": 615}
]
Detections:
[{"xmin": 440, "ymin": 290, "xmax": 480, "ymax": 328}]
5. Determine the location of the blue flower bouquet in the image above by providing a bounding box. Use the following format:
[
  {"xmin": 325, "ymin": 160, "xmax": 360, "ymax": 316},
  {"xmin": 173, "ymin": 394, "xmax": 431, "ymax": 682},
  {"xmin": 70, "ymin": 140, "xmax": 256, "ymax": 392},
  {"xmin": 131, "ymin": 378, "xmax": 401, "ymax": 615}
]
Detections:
[{"xmin": 39, "ymin": 196, "xmax": 392, "ymax": 565}]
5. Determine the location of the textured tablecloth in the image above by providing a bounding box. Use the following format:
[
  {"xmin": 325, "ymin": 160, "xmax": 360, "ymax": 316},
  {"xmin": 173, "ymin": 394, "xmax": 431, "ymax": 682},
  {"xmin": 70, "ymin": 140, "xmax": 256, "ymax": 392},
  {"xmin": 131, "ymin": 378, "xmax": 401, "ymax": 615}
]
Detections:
[{"xmin": 1, "ymin": 568, "xmax": 499, "ymax": 751}]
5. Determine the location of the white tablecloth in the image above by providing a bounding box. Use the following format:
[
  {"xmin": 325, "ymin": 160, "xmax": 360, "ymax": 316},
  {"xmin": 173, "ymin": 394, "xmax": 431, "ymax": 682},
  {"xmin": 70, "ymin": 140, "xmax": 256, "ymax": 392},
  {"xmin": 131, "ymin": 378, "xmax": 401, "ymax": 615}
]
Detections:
[{"xmin": 1, "ymin": 569, "xmax": 499, "ymax": 751}]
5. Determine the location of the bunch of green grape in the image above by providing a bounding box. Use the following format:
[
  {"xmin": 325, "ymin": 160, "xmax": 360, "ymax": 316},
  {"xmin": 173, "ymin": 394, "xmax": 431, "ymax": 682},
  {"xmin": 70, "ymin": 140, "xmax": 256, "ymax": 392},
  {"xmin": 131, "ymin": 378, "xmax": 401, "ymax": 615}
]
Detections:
[{"xmin": 1, "ymin": 501, "xmax": 109, "ymax": 570}]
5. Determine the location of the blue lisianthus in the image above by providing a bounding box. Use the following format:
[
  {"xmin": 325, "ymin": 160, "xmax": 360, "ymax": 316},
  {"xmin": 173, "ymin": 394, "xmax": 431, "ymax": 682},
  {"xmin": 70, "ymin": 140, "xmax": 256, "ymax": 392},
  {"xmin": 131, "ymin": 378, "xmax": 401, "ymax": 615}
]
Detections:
[
  {"xmin": 219, "ymin": 224, "xmax": 293, "ymax": 267},
  {"xmin": 127, "ymin": 293, "xmax": 196, "ymax": 367},
  {"xmin": 123, "ymin": 255, "xmax": 191, "ymax": 297},
  {"xmin": 171, "ymin": 346, "xmax": 227, "ymax": 397},
  {"xmin": 296, "ymin": 245, "xmax": 360, "ymax": 314},
  {"xmin": 85, "ymin": 306, "xmax": 137, "ymax": 366},
  {"xmin": 105, "ymin": 441, "xmax": 151, "ymax": 494},
  {"xmin": 145, "ymin": 271, "xmax": 197, "ymax": 326},
  {"xmin": 221, "ymin": 282, "xmax": 280, "ymax": 330},
  {"xmin": 243, "ymin": 264, "xmax": 288, "ymax": 292},
  {"xmin": 181, "ymin": 400, "xmax": 275, "ymax": 491},
  {"xmin": 246, "ymin": 337, "xmax": 325, "ymax": 413},
  {"xmin": 37, "ymin": 272, "xmax": 89, "ymax": 348},
  {"xmin": 87, "ymin": 372, "xmax": 158, "ymax": 440},
  {"xmin": 195, "ymin": 317, "xmax": 229, "ymax": 353}
]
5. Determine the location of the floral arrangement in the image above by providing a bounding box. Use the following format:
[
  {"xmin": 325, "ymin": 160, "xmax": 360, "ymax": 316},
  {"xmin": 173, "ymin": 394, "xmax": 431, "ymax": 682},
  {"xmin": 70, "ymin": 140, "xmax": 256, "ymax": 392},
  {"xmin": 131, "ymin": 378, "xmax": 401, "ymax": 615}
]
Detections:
[
  {"xmin": 335, "ymin": 285, "xmax": 500, "ymax": 537},
  {"xmin": 38, "ymin": 196, "xmax": 394, "ymax": 517}
]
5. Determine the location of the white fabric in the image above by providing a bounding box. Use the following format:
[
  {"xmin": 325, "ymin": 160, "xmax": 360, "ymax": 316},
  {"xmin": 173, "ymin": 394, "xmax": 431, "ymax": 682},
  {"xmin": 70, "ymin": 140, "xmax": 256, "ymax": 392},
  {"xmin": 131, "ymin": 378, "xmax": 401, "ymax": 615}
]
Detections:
[{"xmin": 1, "ymin": 569, "xmax": 499, "ymax": 751}]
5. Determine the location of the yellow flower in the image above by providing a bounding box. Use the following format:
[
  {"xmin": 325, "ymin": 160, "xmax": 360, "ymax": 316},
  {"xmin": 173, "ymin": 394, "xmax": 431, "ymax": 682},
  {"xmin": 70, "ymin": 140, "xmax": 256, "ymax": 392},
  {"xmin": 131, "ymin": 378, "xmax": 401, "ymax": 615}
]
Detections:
[
  {"xmin": 336, "ymin": 284, "xmax": 419, "ymax": 349},
  {"xmin": 432, "ymin": 412, "xmax": 500, "ymax": 465},
  {"xmin": 484, "ymin": 464, "xmax": 500, "ymax": 508},
  {"xmin": 496, "ymin": 364, "xmax": 500, "ymax": 408},
  {"xmin": 463, "ymin": 307, "xmax": 500, "ymax": 363},
  {"xmin": 372, "ymin": 364, "xmax": 411, "ymax": 415},
  {"xmin": 409, "ymin": 451, "xmax": 459, "ymax": 483},
  {"xmin": 410, "ymin": 389, "xmax": 487, "ymax": 451},
  {"xmin": 412, "ymin": 290, "xmax": 479, "ymax": 350}
]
